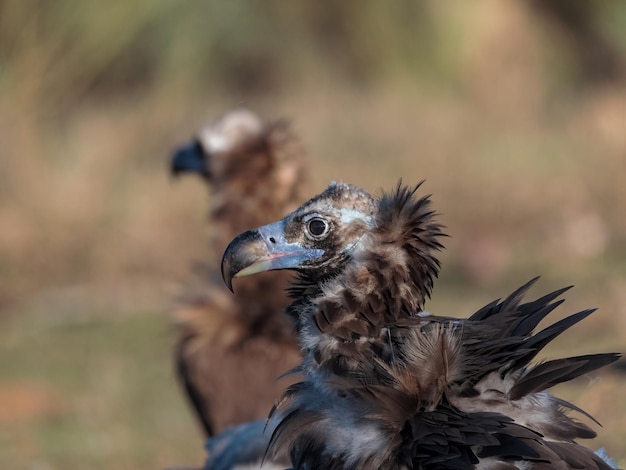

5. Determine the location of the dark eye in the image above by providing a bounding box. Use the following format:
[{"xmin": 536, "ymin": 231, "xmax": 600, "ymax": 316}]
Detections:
[{"xmin": 307, "ymin": 217, "xmax": 329, "ymax": 238}]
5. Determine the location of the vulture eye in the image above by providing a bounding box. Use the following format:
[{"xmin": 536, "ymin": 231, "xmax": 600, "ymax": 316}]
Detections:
[{"xmin": 306, "ymin": 217, "xmax": 330, "ymax": 239}]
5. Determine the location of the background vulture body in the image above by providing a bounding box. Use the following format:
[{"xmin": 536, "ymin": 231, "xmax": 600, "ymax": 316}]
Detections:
[
  {"xmin": 170, "ymin": 109, "xmax": 309, "ymax": 440},
  {"xmin": 222, "ymin": 182, "xmax": 620, "ymax": 470},
  {"xmin": 202, "ymin": 419, "xmax": 285, "ymax": 470}
]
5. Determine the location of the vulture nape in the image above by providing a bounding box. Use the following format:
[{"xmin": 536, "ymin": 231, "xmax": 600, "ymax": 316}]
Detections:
[
  {"xmin": 222, "ymin": 181, "xmax": 620, "ymax": 470},
  {"xmin": 170, "ymin": 108, "xmax": 309, "ymax": 451}
]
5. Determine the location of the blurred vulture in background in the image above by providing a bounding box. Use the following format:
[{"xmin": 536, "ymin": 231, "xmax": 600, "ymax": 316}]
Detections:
[
  {"xmin": 222, "ymin": 181, "xmax": 620, "ymax": 469},
  {"xmin": 170, "ymin": 109, "xmax": 310, "ymax": 441}
]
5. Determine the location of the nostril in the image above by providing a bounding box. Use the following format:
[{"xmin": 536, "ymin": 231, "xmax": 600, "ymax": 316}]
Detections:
[{"xmin": 269, "ymin": 237, "xmax": 276, "ymax": 244}]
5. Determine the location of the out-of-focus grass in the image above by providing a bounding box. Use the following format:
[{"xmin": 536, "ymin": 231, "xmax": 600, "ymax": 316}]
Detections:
[
  {"xmin": 1, "ymin": 1, "xmax": 626, "ymax": 468},
  {"xmin": 0, "ymin": 300, "xmax": 201, "ymax": 469}
]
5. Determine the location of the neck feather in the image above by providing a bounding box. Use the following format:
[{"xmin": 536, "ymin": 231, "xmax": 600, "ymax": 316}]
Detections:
[{"xmin": 299, "ymin": 184, "xmax": 446, "ymax": 381}]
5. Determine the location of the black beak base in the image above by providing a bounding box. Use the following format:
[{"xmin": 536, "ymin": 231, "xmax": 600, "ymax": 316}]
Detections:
[{"xmin": 170, "ymin": 140, "xmax": 210, "ymax": 178}]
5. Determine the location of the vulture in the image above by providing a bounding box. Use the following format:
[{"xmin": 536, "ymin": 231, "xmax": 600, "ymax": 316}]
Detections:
[
  {"xmin": 221, "ymin": 181, "xmax": 620, "ymax": 470},
  {"xmin": 170, "ymin": 109, "xmax": 310, "ymax": 441}
]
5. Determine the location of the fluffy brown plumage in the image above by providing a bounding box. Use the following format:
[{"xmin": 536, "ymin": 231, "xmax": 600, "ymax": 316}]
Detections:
[
  {"xmin": 171, "ymin": 109, "xmax": 309, "ymax": 439},
  {"xmin": 221, "ymin": 181, "xmax": 620, "ymax": 470}
]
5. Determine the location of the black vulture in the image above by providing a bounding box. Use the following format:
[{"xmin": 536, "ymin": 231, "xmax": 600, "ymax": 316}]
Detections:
[
  {"xmin": 170, "ymin": 109, "xmax": 309, "ymax": 439},
  {"xmin": 222, "ymin": 181, "xmax": 620, "ymax": 469}
]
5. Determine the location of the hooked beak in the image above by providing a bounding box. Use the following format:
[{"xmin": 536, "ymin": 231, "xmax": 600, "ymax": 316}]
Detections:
[
  {"xmin": 221, "ymin": 220, "xmax": 324, "ymax": 292},
  {"xmin": 170, "ymin": 140, "xmax": 210, "ymax": 179}
]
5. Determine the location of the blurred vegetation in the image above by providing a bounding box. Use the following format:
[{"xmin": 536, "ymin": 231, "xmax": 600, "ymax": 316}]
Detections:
[{"xmin": 1, "ymin": 1, "xmax": 625, "ymax": 468}]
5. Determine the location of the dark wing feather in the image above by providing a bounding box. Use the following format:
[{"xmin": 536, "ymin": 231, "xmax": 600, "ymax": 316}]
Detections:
[{"xmin": 510, "ymin": 353, "xmax": 621, "ymax": 400}]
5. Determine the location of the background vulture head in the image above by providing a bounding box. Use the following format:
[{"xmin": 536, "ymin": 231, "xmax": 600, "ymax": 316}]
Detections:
[{"xmin": 170, "ymin": 109, "xmax": 265, "ymax": 181}]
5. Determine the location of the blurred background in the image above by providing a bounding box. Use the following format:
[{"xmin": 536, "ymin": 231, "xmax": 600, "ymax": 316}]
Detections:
[{"xmin": 1, "ymin": 1, "xmax": 625, "ymax": 468}]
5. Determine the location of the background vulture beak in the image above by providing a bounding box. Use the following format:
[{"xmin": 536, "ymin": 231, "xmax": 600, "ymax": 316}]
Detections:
[
  {"xmin": 221, "ymin": 220, "xmax": 324, "ymax": 292},
  {"xmin": 170, "ymin": 140, "xmax": 210, "ymax": 178}
]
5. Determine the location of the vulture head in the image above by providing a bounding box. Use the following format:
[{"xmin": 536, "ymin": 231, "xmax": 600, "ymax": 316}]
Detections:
[
  {"xmin": 222, "ymin": 182, "xmax": 375, "ymax": 285},
  {"xmin": 222, "ymin": 181, "xmax": 444, "ymax": 313},
  {"xmin": 171, "ymin": 109, "xmax": 265, "ymax": 180}
]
